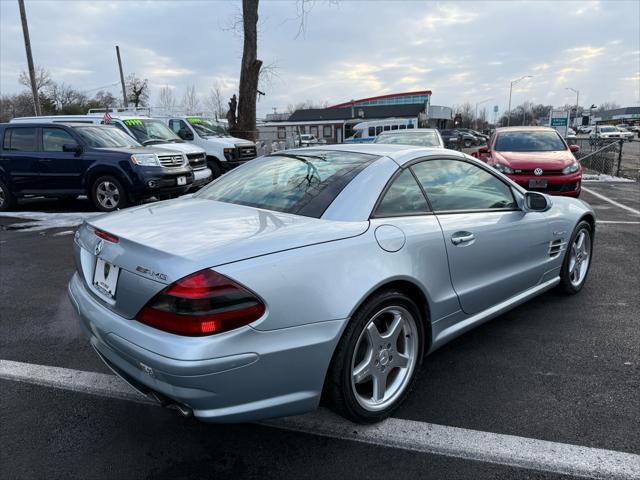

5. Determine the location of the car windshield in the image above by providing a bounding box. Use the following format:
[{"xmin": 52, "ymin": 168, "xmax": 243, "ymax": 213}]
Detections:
[
  {"xmin": 75, "ymin": 126, "xmax": 142, "ymax": 148},
  {"xmin": 186, "ymin": 117, "xmax": 228, "ymax": 137},
  {"xmin": 122, "ymin": 119, "xmax": 181, "ymax": 145},
  {"xmin": 375, "ymin": 132, "xmax": 441, "ymax": 147},
  {"xmin": 599, "ymin": 126, "xmax": 616, "ymax": 132},
  {"xmin": 494, "ymin": 131, "xmax": 566, "ymax": 152},
  {"xmin": 196, "ymin": 150, "xmax": 378, "ymax": 218}
]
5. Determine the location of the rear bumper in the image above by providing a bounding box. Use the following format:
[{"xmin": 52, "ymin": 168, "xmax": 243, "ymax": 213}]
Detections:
[
  {"xmin": 67, "ymin": 273, "xmax": 344, "ymax": 423},
  {"xmin": 508, "ymin": 171, "xmax": 582, "ymax": 197}
]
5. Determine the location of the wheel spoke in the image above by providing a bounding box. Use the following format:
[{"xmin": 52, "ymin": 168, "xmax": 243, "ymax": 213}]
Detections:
[
  {"xmin": 352, "ymin": 350, "xmax": 373, "ymax": 385},
  {"xmin": 395, "ymin": 353, "xmax": 409, "ymax": 368},
  {"xmin": 576, "ymin": 232, "xmax": 584, "ymax": 250},
  {"xmin": 382, "ymin": 314, "xmax": 404, "ymax": 344},
  {"xmin": 372, "ymin": 372, "xmax": 387, "ymax": 402},
  {"xmin": 365, "ymin": 322, "xmax": 384, "ymax": 346}
]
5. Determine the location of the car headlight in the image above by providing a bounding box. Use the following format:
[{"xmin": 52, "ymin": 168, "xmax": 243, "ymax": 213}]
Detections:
[
  {"xmin": 130, "ymin": 153, "xmax": 161, "ymax": 166},
  {"xmin": 223, "ymin": 147, "xmax": 235, "ymax": 155},
  {"xmin": 493, "ymin": 163, "xmax": 514, "ymax": 174},
  {"xmin": 562, "ymin": 161, "xmax": 580, "ymax": 174}
]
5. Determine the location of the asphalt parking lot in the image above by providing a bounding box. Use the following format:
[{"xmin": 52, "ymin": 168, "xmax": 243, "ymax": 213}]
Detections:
[{"xmin": 1, "ymin": 182, "xmax": 639, "ymax": 479}]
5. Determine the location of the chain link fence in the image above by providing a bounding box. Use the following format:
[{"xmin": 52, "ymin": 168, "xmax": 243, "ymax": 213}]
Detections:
[{"xmin": 572, "ymin": 138, "xmax": 626, "ymax": 177}]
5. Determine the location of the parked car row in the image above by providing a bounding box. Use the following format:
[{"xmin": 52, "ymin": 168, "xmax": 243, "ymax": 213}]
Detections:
[
  {"xmin": 1, "ymin": 113, "xmax": 259, "ymax": 212},
  {"xmin": 439, "ymin": 128, "xmax": 487, "ymax": 148}
]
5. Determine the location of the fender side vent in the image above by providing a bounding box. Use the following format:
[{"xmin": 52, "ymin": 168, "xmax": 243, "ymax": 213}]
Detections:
[{"xmin": 548, "ymin": 239, "xmax": 565, "ymax": 258}]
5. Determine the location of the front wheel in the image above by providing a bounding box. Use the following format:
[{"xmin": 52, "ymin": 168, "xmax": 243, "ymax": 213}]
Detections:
[
  {"xmin": 91, "ymin": 175, "xmax": 128, "ymax": 212},
  {"xmin": 559, "ymin": 220, "xmax": 593, "ymax": 294},
  {"xmin": 207, "ymin": 159, "xmax": 222, "ymax": 180},
  {"xmin": 324, "ymin": 289, "xmax": 424, "ymax": 423},
  {"xmin": 0, "ymin": 180, "xmax": 16, "ymax": 211}
]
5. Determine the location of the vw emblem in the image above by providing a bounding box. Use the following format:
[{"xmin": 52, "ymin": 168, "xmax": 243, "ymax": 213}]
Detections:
[
  {"xmin": 94, "ymin": 239, "xmax": 104, "ymax": 256},
  {"xmin": 534, "ymin": 168, "xmax": 543, "ymax": 176}
]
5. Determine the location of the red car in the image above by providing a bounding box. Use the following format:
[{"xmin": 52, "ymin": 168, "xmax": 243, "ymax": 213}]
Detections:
[{"xmin": 475, "ymin": 127, "xmax": 582, "ymax": 197}]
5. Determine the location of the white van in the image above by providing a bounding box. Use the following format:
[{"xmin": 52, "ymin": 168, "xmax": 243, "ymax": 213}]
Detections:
[
  {"xmin": 11, "ymin": 114, "xmax": 212, "ymax": 187},
  {"xmin": 162, "ymin": 116, "xmax": 257, "ymax": 178},
  {"xmin": 344, "ymin": 118, "xmax": 418, "ymax": 143}
]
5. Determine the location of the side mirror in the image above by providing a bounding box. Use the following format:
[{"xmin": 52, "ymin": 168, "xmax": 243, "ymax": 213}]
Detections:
[
  {"xmin": 62, "ymin": 143, "xmax": 82, "ymax": 155},
  {"xmin": 178, "ymin": 128, "xmax": 194, "ymax": 141},
  {"xmin": 524, "ymin": 191, "xmax": 550, "ymax": 212},
  {"xmin": 569, "ymin": 144, "xmax": 580, "ymax": 153}
]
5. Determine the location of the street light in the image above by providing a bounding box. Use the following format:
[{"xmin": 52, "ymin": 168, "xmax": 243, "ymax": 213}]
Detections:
[
  {"xmin": 475, "ymin": 98, "xmax": 491, "ymax": 130},
  {"xmin": 565, "ymin": 87, "xmax": 579, "ymax": 127},
  {"xmin": 507, "ymin": 75, "xmax": 534, "ymax": 126}
]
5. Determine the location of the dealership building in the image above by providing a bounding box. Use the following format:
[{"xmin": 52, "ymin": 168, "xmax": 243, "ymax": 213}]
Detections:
[{"xmin": 258, "ymin": 90, "xmax": 453, "ymax": 145}]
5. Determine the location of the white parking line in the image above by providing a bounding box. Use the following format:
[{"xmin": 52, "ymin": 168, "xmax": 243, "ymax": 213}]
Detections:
[
  {"xmin": 597, "ymin": 221, "xmax": 640, "ymax": 225},
  {"xmin": 1, "ymin": 359, "xmax": 639, "ymax": 479},
  {"xmin": 582, "ymin": 187, "xmax": 640, "ymax": 216}
]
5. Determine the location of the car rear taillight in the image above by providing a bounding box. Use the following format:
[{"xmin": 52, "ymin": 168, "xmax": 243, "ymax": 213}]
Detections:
[
  {"xmin": 95, "ymin": 229, "xmax": 119, "ymax": 243},
  {"xmin": 135, "ymin": 269, "xmax": 265, "ymax": 336}
]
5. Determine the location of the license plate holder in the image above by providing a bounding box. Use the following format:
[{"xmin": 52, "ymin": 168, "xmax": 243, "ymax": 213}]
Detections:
[
  {"xmin": 177, "ymin": 176, "xmax": 187, "ymax": 186},
  {"xmin": 529, "ymin": 178, "xmax": 548, "ymax": 189},
  {"xmin": 93, "ymin": 258, "xmax": 120, "ymax": 299}
]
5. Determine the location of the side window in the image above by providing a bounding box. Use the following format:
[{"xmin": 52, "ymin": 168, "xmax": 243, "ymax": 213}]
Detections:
[
  {"xmin": 383, "ymin": 125, "xmax": 391, "ymax": 131},
  {"xmin": 411, "ymin": 159, "xmax": 516, "ymax": 212},
  {"xmin": 391, "ymin": 125, "xmax": 398, "ymax": 130},
  {"xmin": 42, "ymin": 128, "xmax": 77, "ymax": 152},
  {"xmin": 407, "ymin": 123, "xmax": 415, "ymax": 129},
  {"xmin": 374, "ymin": 169, "xmax": 430, "ymax": 217},
  {"xmin": 3, "ymin": 128, "xmax": 37, "ymax": 152},
  {"xmin": 168, "ymin": 120, "xmax": 181, "ymax": 134},
  {"xmin": 368, "ymin": 127, "xmax": 375, "ymax": 136},
  {"xmin": 399, "ymin": 124, "xmax": 407, "ymax": 130},
  {"xmin": 375, "ymin": 126, "xmax": 383, "ymax": 135},
  {"xmin": 310, "ymin": 126, "xmax": 318, "ymax": 137}
]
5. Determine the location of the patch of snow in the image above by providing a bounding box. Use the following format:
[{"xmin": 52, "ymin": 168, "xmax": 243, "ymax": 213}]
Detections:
[
  {"xmin": 582, "ymin": 174, "xmax": 635, "ymax": 183},
  {"xmin": 52, "ymin": 230, "xmax": 75, "ymax": 236},
  {"xmin": 0, "ymin": 211, "xmax": 103, "ymax": 232}
]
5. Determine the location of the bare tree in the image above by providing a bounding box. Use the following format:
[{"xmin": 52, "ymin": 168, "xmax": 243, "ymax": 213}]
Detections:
[
  {"xmin": 18, "ymin": 66, "xmax": 51, "ymax": 96},
  {"xmin": 286, "ymin": 99, "xmax": 329, "ymax": 113},
  {"xmin": 126, "ymin": 73, "xmax": 149, "ymax": 108},
  {"xmin": 182, "ymin": 85, "xmax": 200, "ymax": 114},
  {"xmin": 236, "ymin": 0, "xmax": 262, "ymax": 140},
  {"xmin": 596, "ymin": 101, "xmax": 621, "ymax": 113},
  {"xmin": 158, "ymin": 85, "xmax": 176, "ymax": 113},
  {"xmin": 204, "ymin": 82, "xmax": 226, "ymax": 119},
  {"xmin": 47, "ymin": 82, "xmax": 87, "ymax": 110},
  {"xmin": 94, "ymin": 90, "xmax": 118, "ymax": 110}
]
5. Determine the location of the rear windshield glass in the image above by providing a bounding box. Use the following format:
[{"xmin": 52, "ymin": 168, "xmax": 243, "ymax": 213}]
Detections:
[
  {"xmin": 375, "ymin": 132, "xmax": 441, "ymax": 147},
  {"xmin": 494, "ymin": 131, "xmax": 566, "ymax": 152},
  {"xmin": 196, "ymin": 150, "xmax": 378, "ymax": 218},
  {"xmin": 76, "ymin": 126, "xmax": 142, "ymax": 148}
]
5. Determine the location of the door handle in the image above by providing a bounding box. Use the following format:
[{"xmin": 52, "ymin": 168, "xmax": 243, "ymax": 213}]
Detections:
[{"xmin": 451, "ymin": 232, "xmax": 475, "ymax": 245}]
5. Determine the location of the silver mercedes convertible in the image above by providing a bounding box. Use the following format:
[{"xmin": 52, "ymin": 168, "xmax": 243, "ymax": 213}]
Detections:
[{"xmin": 68, "ymin": 144, "xmax": 595, "ymax": 423}]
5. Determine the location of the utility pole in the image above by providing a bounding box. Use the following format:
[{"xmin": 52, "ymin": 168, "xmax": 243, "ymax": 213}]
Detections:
[
  {"xmin": 565, "ymin": 87, "xmax": 579, "ymax": 127},
  {"xmin": 18, "ymin": 0, "xmax": 41, "ymax": 116},
  {"xmin": 507, "ymin": 75, "xmax": 533, "ymax": 126},
  {"xmin": 116, "ymin": 46, "xmax": 128, "ymax": 108},
  {"xmin": 475, "ymin": 98, "xmax": 491, "ymax": 130}
]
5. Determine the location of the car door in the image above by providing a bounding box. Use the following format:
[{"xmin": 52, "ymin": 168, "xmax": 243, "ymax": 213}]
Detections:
[
  {"xmin": 369, "ymin": 168, "xmax": 462, "ymax": 322},
  {"xmin": 40, "ymin": 127, "xmax": 85, "ymax": 192},
  {"xmin": 411, "ymin": 158, "xmax": 552, "ymax": 315},
  {"xmin": 1, "ymin": 127, "xmax": 41, "ymax": 193}
]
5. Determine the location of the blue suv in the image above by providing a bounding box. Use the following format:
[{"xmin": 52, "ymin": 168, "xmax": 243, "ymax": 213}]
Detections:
[{"xmin": 0, "ymin": 123, "xmax": 194, "ymax": 211}]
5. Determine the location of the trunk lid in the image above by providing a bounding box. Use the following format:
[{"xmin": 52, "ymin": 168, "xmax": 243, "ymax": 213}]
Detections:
[{"xmin": 80, "ymin": 197, "xmax": 368, "ymax": 286}]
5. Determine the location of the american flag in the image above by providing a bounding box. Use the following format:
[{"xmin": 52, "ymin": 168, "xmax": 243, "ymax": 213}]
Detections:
[{"xmin": 103, "ymin": 111, "xmax": 112, "ymax": 123}]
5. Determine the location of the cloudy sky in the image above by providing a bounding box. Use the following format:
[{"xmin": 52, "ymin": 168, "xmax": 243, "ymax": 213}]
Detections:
[{"xmin": 1, "ymin": 0, "xmax": 638, "ymax": 117}]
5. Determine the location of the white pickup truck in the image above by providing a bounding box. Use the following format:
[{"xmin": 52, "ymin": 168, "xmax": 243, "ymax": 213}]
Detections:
[
  {"xmin": 104, "ymin": 116, "xmax": 212, "ymax": 188},
  {"xmin": 163, "ymin": 116, "xmax": 257, "ymax": 178}
]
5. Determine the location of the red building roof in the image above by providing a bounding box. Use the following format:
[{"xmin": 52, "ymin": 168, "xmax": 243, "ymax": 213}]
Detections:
[{"xmin": 329, "ymin": 90, "xmax": 432, "ymax": 108}]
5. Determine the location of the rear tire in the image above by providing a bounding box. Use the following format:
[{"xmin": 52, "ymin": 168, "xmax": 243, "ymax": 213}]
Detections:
[
  {"xmin": 324, "ymin": 289, "xmax": 424, "ymax": 423},
  {"xmin": 91, "ymin": 175, "xmax": 128, "ymax": 212},
  {"xmin": 558, "ymin": 220, "xmax": 592, "ymax": 294},
  {"xmin": 0, "ymin": 180, "xmax": 16, "ymax": 212}
]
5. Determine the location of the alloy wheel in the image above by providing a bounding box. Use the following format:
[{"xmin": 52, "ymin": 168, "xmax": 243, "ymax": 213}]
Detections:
[
  {"xmin": 568, "ymin": 229, "xmax": 591, "ymax": 287},
  {"xmin": 350, "ymin": 305, "xmax": 419, "ymax": 412},
  {"xmin": 96, "ymin": 181, "xmax": 121, "ymax": 209}
]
